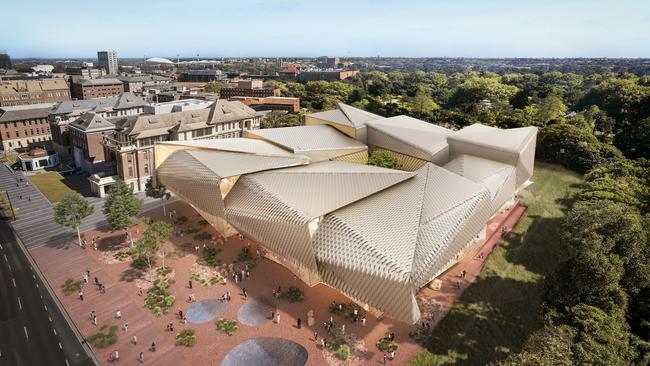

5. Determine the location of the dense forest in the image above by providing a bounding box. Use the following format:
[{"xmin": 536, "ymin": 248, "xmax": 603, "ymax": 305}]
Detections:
[{"xmin": 259, "ymin": 70, "xmax": 650, "ymax": 364}]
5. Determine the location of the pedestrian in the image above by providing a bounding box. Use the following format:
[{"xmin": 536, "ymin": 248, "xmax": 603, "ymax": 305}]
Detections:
[
  {"xmin": 138, "ymin": 288, "xmax": 143, "ymax": 296},
  {"xmin": 94, "ymin": 277, "xmax": 99, "ymax": 285},
  {"xmin": 114, "ymin": 350, "xmax": 120, "ymax": 362},
  {"xmin": 456, "ymin": 280, "xmax": 461, "ymax": 289},
  {"xmin": 314, "ymin": 331, "xmax": 318, "ymax": 340},
  {"xmin": 124, "ymin": 323, "xmax": 128, "ymax": 332},
  {"xmin": 169, "ymin": 322, "xmax": 174, "ymax": 332},
  {"xmin": 256, "ymin": 249, "xmax": 261, "ymax": 259},
  {"xmin": 276, "ymin": 314, "xmax": 280, "ymax": 324},
  {"xmin": 271, "ymin": 311, "xmax": 275, "ymax": 320},
  {"xmin": 116, "ymin": 310, "xmax": 122, "ymax": 319},
  {"xmin": 90, "ymin": 310, "xmax": 95, "ymax": 320},
  {"xmin": 188, "ymin": 280, "xmax": 192, "ymax": 289},
  {"xmin": 272, "ymin": 289, "xmax": 277, "ymax": 298},
  {"xmin": 101, "ymin": 284, "xmax": 106, "ymax": 294},
  {"xmin": 138, "ymin": 351, "xmax": 144, "ymax": 363},
  {"xmin": 93, "ymin": 315, "xmax": 97, "ymax": 325},
  {"xmin": 297, "ymin": 318, "xmax": 301, "ymax": 329},
  {"xmin": 194, "ymin": 245, "xmax": 199, "ymax": 252},
  {"xmin": 150, "ymin": 342, "xmax": 156, "ymax": 352},
  {"xmin": 132, "ymin": 335, "xmax": 138, "ymax": 345},
  {"xmin": 79, "ymin": 291, "xmax": 83, "ymax": 301},
  {"xmin": 361, "ymin": 317, "xmax": 367, "ymax": 326},
  {"xmin": 383, "ymin": 354, "xmax": 388, "ymax": 364},
  {"xmin": 320, "ymin": 338, "xmax": 326, "ymax": 349},
  {"xmin": 242, "ymin": 288, "xmax": 247, "ymax": 298},
  {"xmin": 226, "ymin": 291, "xmax": 231, "ymax": 301},
  {"xmin": 28, "ymin": 196, "xmax": 31, "ymax": 201},
  {"xmin": 390, "ymin": 350, "xmax": 395, "ymax": 360},
  {"xmin": 246, "ymin": 270, "xmax": 250, "ymax": 279},
  {"xmin": 341, "ymin": 324, "xmax": 345, "ymax": 334},
  {"xmin": 241, "ymin": 269, "xmax": 245, "ymax": 280},
  {"xmin": 19, "ymin": 195, "xmax": 22, "ymax": 200}
]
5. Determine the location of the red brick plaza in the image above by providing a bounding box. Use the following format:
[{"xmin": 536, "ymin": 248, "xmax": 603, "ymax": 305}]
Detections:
[{"xmin": 30, "ymin": 200, "xmax": 524, "ymax": 365}]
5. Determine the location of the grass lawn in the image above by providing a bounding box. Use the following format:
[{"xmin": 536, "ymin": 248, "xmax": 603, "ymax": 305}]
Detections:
[
  {"xmin": 1, "ymin": 153, "xmax": 19, "ymax": 164},
  {"xmin": 408, "ymin": 162, "xmax": 583, "ymax": 366},
  {"xmin": 27, "ymin": 172, "xmax": 76, "ymax": 203}
]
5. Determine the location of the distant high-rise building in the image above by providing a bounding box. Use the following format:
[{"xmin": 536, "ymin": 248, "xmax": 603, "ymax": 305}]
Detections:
[
  {"xmin": 97, "ymin": 50, "xmax": 118, "ymax": 75},
  {"xmin": 0, "ymin": 52, "xmax": 11, "ymax": 69}
]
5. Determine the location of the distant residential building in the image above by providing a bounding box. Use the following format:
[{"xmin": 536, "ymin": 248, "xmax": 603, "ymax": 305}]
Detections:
[
  {"xmin": 101, "ymin": 100, "xmax": 260, "ymax": 193},
  {"xmin": 117, "ymin": 74, "xmax": 170, "ymax": 93},
  {"xmin": 0, "ymin": 53, "xmax": 11, "ymax": 69},
  {"xmin": 0, "ymin": 103, "xmax": 54, "ymax": 150},
  {"xmin": 71, "ymin": 78, "xmax": 124, "ymax": 100},
  {"xmin": 298, "ymin": 70, "xmax": 359, "ymax": 82},
  {"xmin": 49, "ymin": 93, "xmax": 146, "ymax": 159},
  {"xmin": 219, "ymin": 79, "xmax": 280, "ymax": 99},
  {"xmin": 65, "ymin": 66, "xmax": 105, "ymax": 81},
  {"xmin": 0, "ymin": 79, "xmax": 71, "ymax": 107},
  {"xmin": 180, "ymin": 69, "xmax": 226, "ymax": 82},
  {"xmin": 229, "ymin": 96, "xmax": 300, "ymax": 113},
  {"xmin": 68, "ymin": 112, "xmax": 115, "ymax": 173},
  {"xmin": 97, "ymin": 50, "xmax": 119, "ymax": 75},
  {"xmin": 317, "ymin": 56, "xmax": 340, "ymax": 68},
  {"xmin": 278, "ymin": 64, "xmax": 300, "ymax": 79},
  {"xmin": 144, "ymin": 99, "xmax": 213, "ymax": 115},
  {"xmin": 18, "ymin": 147, "xmax": 59, "ymax": 171}
]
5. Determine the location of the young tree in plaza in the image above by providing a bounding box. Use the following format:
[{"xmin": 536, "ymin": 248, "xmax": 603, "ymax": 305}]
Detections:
[
  {"xmin": 148, "ymin": 221, "xmax": 173, "ymax": 269},
  {"xmin": 103, "ymin": 182, "xmax": 142, "ymax": 245},
  {"xmin": 54, "ymin": 193, "xmax": 94, "ymax": 247},
  {"xmin": 145, "ymin": 177, "xmax": 171, "ymax": 217}
]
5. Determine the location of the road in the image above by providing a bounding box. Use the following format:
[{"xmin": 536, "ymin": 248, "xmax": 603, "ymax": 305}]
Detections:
[{"xmin": 0, "ymin": 218, "xmax": 96, "ymax": 366}]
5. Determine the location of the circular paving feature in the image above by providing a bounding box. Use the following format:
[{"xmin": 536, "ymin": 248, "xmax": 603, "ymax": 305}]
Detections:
[
  {"xmin": 221, "ymin": 337, "xmax": 308, "ymax": 366},
  {"xmin": 237, "ymin": 295, "xmax": 276, "ymax": 326},
  {"xmin": 186, "ymin": 299, "xmax": 229, "ymax": 324}
]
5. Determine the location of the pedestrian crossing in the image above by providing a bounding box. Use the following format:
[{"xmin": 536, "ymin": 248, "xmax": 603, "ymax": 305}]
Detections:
[{"xmin": 0, "ymin": 164, "xmax": 164, "ymax": 249}]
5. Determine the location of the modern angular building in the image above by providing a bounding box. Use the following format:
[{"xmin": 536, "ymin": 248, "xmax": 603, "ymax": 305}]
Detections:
[{"xmin": 154, "ymin": 102, "xmax": 537, "ymax": 323}]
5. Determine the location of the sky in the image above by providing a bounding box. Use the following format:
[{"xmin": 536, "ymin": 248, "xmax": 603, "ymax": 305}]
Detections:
[{"xmin": 1, "ymin": 0, "xmax": 649, "ymax": 58}]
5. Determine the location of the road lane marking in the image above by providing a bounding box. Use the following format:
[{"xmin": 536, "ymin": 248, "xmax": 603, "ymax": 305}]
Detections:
[
  {"xmin": 12, "ymin": 278, "xmax": 16, "ymax": 287},
  {"xmin": 17, "ymin": 297, "xmax": 21, "ymax": 310},
  {"xmin": 53, "ymin": 328, "xmax": 57, "ymax": 335},
  {"xmin": 32, "ymin": 274, "xmax": 35, "ymax": 279},
  {"xmin": 44, "ymin": 305, "xmax": 47, "ymax": 311},
  {"xmin": 58, "ymin": 342, "xmax": 62, "ymax": 349},
  {"xmin": 7, "ymin": 264, "xmax": 11, "ymax": 272},
  {"xmin": 49, "ymin": 317, "xmax": 52, "ymax": 322},
  {"xmin": 23, "ymin": 326, "xmax": 28, "ymax": 340},
  {"xmin": 65, "ymin": 359, "xmax": 69, "ymax": 366},
  {"xmin": 3, "ymin": 254, "xmax": 6, "ymax": 262},
  {"xmin": 0, "ymin": 243, "xmax": 3, "ymax": 250}
]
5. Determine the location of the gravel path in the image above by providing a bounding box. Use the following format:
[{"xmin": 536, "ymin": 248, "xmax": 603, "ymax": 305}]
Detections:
[{"xmin": 186, "ymin": 299, "xmax": 230, "ymax": 324}]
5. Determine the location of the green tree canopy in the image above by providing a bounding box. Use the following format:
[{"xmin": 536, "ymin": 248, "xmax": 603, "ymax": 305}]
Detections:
[
  {"xmin": 103, "ymin": 182, "xmax": 142, "ymax": 231},
  {"xmin": 145, "ymin": 177, "xmax": 171, "ymax": 216},
  {"xmin": 367, "ymin": 150, "xmax": 401, "ymax": 170},
  {"xmin": 54, "ymin": 193, "xmax": 94, "ymax": 247}
]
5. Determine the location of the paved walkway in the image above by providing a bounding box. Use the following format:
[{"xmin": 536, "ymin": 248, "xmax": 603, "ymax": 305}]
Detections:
[{"xmin": 0, "ymin": 165, "xmax": 163, "ymax": 249}]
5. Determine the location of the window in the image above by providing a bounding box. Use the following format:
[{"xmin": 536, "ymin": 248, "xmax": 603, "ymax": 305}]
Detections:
[
  {"xmin": 5, "ymin": 132, "xmax": 9, "ymax": 138},
  {"xmin": 128, "ymin": 167, "xmax": 133, "ymax": 177},
  {"xmin": 144, "ymin": 165, "xmax": 149, "ymax": 175},
  {"xmin": 16, "ymin": 131, "xmax": 19, "ymax": 137},
  {"xmin": 127, "ymin": 155, "xmax": 132, "ymax": 163}
]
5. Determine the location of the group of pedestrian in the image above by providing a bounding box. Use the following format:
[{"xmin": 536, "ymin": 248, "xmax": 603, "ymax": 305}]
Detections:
[
  {"xmin": 221, "ymin": 291, "xmax": 232, "ymax": 302},
  {"xmin": 459, "ymin": 269, "xmax": 467, "ymax": 279}
]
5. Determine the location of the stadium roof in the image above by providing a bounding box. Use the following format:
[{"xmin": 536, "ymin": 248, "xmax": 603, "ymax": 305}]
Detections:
[{"xmin": 145, "ymin": 57, "xmax": 175, "ymax": 65}]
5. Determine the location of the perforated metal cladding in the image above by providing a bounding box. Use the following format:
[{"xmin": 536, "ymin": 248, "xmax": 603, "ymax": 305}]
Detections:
[
  {"xmin": 318, "ymin": 261, "xmax": 421, "ymax": 324},
  {"xmin": 224, "ymin": 176, "xmax": 318, "ymax": 272},
  {"xmin": 366, "ymin": 123, "xmax": 450, "ymax": 163},
  {"xmin": 312, "ymin": 166, "xmax": 427, "ymax": 282},
  {"xmin": 242, "ymin": 161, "xmax": 416, "ymax": 220},
  {"xmin": 411, "ymin": 191, "xmax": 492, "ymax": 288},
  {"xmin": 181, "ymin": 150, "xmax": 308, "ymax": 178},
  {"xmin": 247, "ymin": 125, "xmax": 366, "ymax": 153},
  {"xmin": 516, "ymin": 135, "xmax": 536, "ymax": 188},
  {"xmin": 480, "ymin": 167, "xmax": 517, "ymax": 213},
  {"xmin": 330, "ymin": 149, "xmax": 368, "ymax": 164},
  {"xmin": 157, "ymin": 151, "xmax": 225, "ymax": 217}
]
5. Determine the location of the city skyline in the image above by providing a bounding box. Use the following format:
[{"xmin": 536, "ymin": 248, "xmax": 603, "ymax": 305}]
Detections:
[{"xmin": 1, "ymin": 0, "xmax": 648, "ymax": 58}]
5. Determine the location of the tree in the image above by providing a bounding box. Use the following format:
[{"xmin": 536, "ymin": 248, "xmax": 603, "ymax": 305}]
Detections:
[
  {"xmin": 103, "ymin": 182, "xmax": 142, "ymax": 243},
  {"xmin": 614, "ymin": 117, "xmax": 650, "ymax": 160},
  {"xmin": 367, "ymin": 150, "xmax": 401, "ymax": 170},
  {"xmin": 536, "ymin": 94, "xmax": 567, "ymax": 125},
  {"xmin": 134, "ymin": 231, "xmax": 158, "ymax": 282},
  {"xmin": 146, "ymin": 221, "xmax": 173, "ymax": 269},
  {"xmin": 568, "ymin": 304, "xmax": 638, "ymax": 365},
  {"xmin": 260, "ymin": 111, "xmax": 302, "ymax": 129},
  {"xmin": 54, "ymin": 193, "xmax": 94, "ymax": 247},
  {"xmin": 203, "ymin": 82, "xmax": 228, "ymax": 94},
  {"xmin": 145, "ymin": 177, "xmax": 171, "ymax": 217}
]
